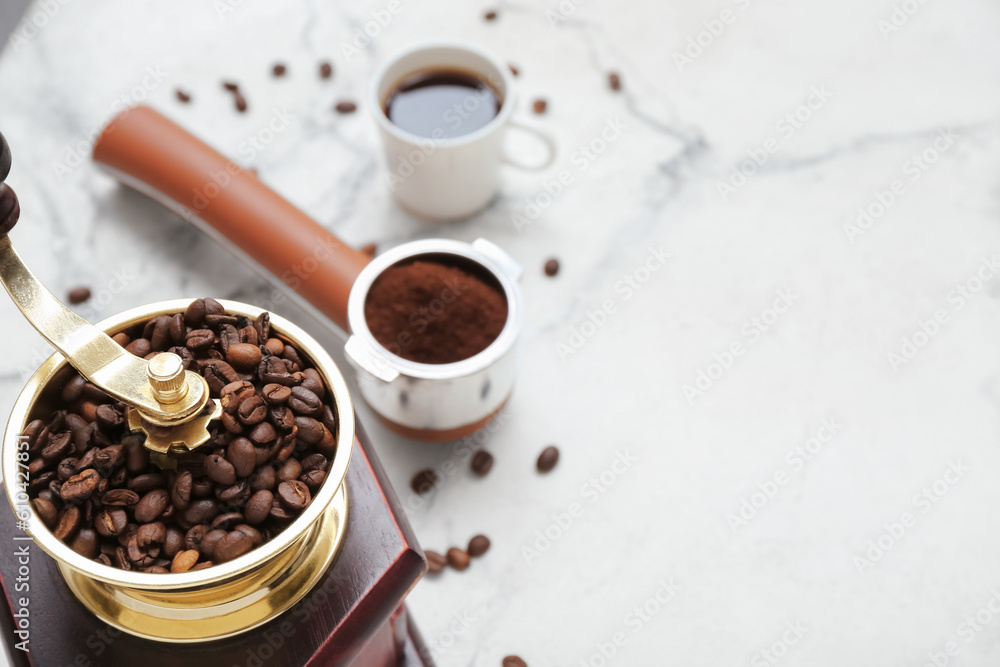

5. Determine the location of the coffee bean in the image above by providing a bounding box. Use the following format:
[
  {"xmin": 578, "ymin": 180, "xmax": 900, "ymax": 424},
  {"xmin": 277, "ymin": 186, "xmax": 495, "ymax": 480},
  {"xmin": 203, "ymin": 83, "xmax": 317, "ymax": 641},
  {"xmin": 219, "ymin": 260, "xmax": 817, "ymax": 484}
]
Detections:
[
  {"xmin": 468, "ymin": 534, "xmax": 491, "ymax": 557},
  {"xmin": 222, "ymin": 81, "xmax": 239, "ymax": 92},
  {"xmin": 411, "ymin": 469, "xmax": 438, "ymax": 495},
  {"xmin": 544, "ymin": 258, "xmax": 559, "ymax": 277},
  {"xmin": 234, "ymin": 524, "xmax": 263, "ymax": 547},
  {"xmin": 171, "ymin": 470, "xmax": 193, "ymax": 510},
  {"xmin": 205, "ymin": 454, "xmax": 237, "ymax": 486},
  {"xmin": 135, "ymin": 489, "xmax": 170, "ymax": 523},
  {"xmin": 262, "ymin": 384, "xmax": 291, "ymax": 406},
  {"xmin": 245, "ymin": 490, "xmax": 273, "ymax": 524},
  {"xmin": 61, "ymin": 469, "xmax": 100, "ymax": 502},
  {"xmin": 277, "ymin": 481, "xmax": 310, "ymax": 511},
  {"xmin": 67, "ymin": 287, "xmax": 91, "ymax": 304},
  {"xmin": 164, "ymin": 528, "xmax": 184, "ymax": 557},
  {"xmin": 137, "ymin": 522, "xmax": 167, "ymax": 549},
  {"xmin": 125, "ymin": 338, "xmax": 151, "ymax": 357},
  {"xmin": 264, "ymin": 338, "xmax": 284, "ymax": 356},
  {"xmin": 32, "ymin": 497, "xmax": 58, "ymax": 529},
  {"xmin": 234, "ymin": 93, "xmax": 247, "ymax": 112},
  {"xmin": 227, "ymin": 343, "xmax": 262, "ymax": 372},
  {"xmin": 130, "ymin": 473, "xmax": 166, "ymax": 494},
  {"xmin": 269, "ymin": 499, "xmax": 295, "ymax": 521},
  {"xmin": 249, "ymin": 422, "xmax": 277, "ymax": 446},
  {"xmin": 249, "ymin": 466, "xmax": 276, "ymax": 492},
  {"xmin": 425, "ymin": 550, "xmax": 446, "ymax": 574},
  {"xmin": 201, "ymin": 360, "xmax": 240, "ymax": 396},
  {"xmin": 334, "ymin": 101, "xmax": 357, "ymax": 114},
  {"xmin": 272, "ymin": 63, "xmax": 287, "ymax": 77},
  {"xmin": 102, "ymin": 488, "xmax": 139, "ymax": 506},
  {"xmin": 175, "ymin": 89, "xmax": 192, "ymax": 103},
  {"xmin": 96, "ymin": 509, "xmax": 128, "ymax": 537},
  {"xmin": 227, "ymin": 438, "xmax": 256, "ymax": 477},
  {"xmin": 200, "ymin": 528, "xmax": 227, "ymax": 557},
  {"xmin": 277, "ymin": 459, "xmax": 302, "ymax": 483},
  {"xmin": 237, "ymin": 395, "xmax": 268, "ymax": 426},
  {"xmin": 299, "ymin": 469, "xmax": 326, "ymax": 490},
  {"xmin": 533, "ymin": 99, "xmax": 547, "ymax": 114},
  {"xmin": 218, "ymin": 324, "xmax": 241, "ymax": 356},
  {"xmin": 211, "ymin": 512, "xmax": 244, "ymax": 531},
  {"xmin": 94, "ymin": 444, "xmax": 124, "ymax": 472},
  {"xmin": 71, "ymin": 529, "xmax": 100, "ymax": 558},
  {"xmin": 171, "ymin": 549, "xmax": 200, "ymax": 573},
  {"xmin": 319, "ymin": 62, "xmax": 333, "ymax": 79},
  {"xmin": 471, "ymin": 450, "xmax": 494, "ymax": 477},
  {"xmin": 217, "ymin": 480, "xmax": 250, "ymax": 505},
  {"xmin": 446, "ymin": 547, "xmax": 470, "ymax": 571},
  {"xmin": 186, "ymin": 498, "xmax": 220, "ymax": 526},
  {"xmin": 502, "ymin": 656, "xmax": 527, "ymax": 667},
  {"xmin": 509, "ymin": 63, "xmax": 520, "ymax": 76},
  {"xmin": 301, "ymin": 369, "xmax": 325, "ymax": 398},
  {"xmin": 54, "ymin": 506, "xmax": 81, "ymax": 541},
  {"xmin": 484, "ymin": 9, "xmax": 498, "ymax": 20},
  {"xmin": 536, "ymin": 446, "xmax": 560, "ymax": 473},
  {"xmin": 185, "ymin": 299, "xmax": 207, "ymax": 327},
  {"xmin": 214, "ymin": 531, "xmax": 253, "ymax": 563},
  {"xmin": 149, "ymin": 316, "xmax": 173, "ymax": 351},
  {"xmin": 255, "ymin": 312, "xmax": 271, "ymax": 341},
  {"xmin": 288, "ymin": 386, "xmax": 322, "ymax": 416},
  {"xmin": 186, "ymin": 329, "xmax": 216, "ymax": 352},
  {"xmin": 608, "ymin": 71, "xmax": 621, "ymax": 91}
]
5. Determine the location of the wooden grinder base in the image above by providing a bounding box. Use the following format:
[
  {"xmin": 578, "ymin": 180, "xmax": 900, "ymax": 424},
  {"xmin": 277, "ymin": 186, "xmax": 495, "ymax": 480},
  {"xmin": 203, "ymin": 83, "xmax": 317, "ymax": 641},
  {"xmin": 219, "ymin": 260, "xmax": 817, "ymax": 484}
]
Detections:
[{"xmin": 0, "ymin": 420, "xmax": 433, "ymax": 667}]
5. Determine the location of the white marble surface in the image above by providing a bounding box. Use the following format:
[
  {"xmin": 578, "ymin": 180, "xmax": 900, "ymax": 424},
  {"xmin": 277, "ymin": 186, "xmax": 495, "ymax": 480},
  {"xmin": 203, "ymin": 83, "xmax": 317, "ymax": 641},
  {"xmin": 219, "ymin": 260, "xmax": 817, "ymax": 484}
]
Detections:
[{"xmin": 2, "ymin": 0, "xmax": 1000, "ymax": 665}]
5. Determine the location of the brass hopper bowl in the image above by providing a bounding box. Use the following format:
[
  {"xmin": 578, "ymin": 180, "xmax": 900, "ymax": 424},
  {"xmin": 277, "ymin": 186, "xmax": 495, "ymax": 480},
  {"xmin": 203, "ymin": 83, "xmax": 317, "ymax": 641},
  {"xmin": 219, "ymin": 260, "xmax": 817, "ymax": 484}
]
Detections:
[{"xmin": 0, "ymin": 132, "xmax": 353, "ymax": 642}]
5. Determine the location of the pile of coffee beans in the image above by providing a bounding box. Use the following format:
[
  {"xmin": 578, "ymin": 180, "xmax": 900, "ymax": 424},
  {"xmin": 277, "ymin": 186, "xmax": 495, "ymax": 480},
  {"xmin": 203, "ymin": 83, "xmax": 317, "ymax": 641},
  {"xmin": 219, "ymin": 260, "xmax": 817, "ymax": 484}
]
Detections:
[{"xmin": 23, "ymin": 299, "xmax": 337, "ymax": 573}]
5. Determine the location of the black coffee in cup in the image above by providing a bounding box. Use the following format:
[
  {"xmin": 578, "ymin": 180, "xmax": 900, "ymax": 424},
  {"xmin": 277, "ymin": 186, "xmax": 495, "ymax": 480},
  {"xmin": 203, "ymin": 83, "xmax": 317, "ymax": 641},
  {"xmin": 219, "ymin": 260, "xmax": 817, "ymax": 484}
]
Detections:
[{"xmin": 383, "ymin": 69, "xmax": 502, "ymax": 139}]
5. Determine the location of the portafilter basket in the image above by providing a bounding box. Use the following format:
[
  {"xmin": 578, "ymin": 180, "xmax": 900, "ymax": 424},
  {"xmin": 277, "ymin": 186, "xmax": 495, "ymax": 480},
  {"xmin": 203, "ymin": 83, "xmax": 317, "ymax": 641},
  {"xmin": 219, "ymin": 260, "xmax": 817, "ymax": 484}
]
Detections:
[{"xmin": 0, "ymin": 132, "xmax": 354, "ymax": 642}]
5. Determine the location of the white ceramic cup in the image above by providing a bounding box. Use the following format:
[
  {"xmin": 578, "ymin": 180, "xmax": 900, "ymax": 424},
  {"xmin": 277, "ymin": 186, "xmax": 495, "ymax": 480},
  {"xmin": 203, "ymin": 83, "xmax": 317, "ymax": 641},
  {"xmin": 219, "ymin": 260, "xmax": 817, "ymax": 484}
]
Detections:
[{"xmin": 369, "ymin": 41, "xmax": 557, "ymax": 222}]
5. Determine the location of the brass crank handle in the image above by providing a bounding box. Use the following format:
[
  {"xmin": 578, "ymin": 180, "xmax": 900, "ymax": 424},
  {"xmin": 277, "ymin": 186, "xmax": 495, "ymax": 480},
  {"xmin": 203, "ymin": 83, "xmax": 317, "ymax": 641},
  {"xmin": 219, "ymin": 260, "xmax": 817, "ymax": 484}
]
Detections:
[{"xmin": 0, "ymin": 130, "xmax": 208, "ymax": 428}]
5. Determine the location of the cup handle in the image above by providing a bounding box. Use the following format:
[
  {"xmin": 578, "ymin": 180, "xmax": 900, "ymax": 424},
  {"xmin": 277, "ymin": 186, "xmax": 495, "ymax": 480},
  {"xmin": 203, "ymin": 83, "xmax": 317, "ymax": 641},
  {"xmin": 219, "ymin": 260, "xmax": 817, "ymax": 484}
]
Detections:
[{"xmin": 502, "ymin": 118, "xmax": 556, "ymax": 171}]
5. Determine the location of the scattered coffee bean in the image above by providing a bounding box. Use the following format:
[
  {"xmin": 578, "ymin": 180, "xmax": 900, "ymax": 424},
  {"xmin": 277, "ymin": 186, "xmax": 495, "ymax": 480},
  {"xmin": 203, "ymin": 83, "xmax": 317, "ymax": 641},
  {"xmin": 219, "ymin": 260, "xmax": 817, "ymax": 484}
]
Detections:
[
  {"xmin": 484, "ymin": 9, "xmax": 498, "ymax": 20},
  {"xmin": 446, "ymin": 547, "xmax": 471, "ymax": 571},
  {"xmin": 335, "ymin": 101, "xmax": 357, "ymax": 114},
  {"xmin": 468, "ymin": 534, "xmax": 491, "ymax": 557},
  {"xmin": 532, "ymin": 99, "xmax": 547, "ymax": 114},
  {"xmin": 67, "ymin": 287, "xmax": 91, "ymax": 304},
  {"xmin": 471, "ymin": 450, "xmax": 494, "ymax": 477},
  {"xmin": 608, "ymin": 71, "xmax": 622, "ymax": 91},
  {"xmin": 272, "ymin": 63, "xmax": 287, "ymax": 77},
  {"xmin": 360, "ymin": 243, "xmax": 377, "ymax": 258},
  {"xmin": 411, "ymin": 469, "xmax": 438, "ymax": 495},
  {"xmin": 319, "ymin": 62, "xmax": 333, "ymax": 79},
  {"xmin": 425, "ymin": 550, "xmax": 447, "ymax": 574},
  {"xmin": 234, "ymin": 92, "xmax": 248, "ymax": 113},
  {"xmin": 537, "ymin": 446, "xmax": 560, "ymax": 473},
  {"xmin": 23, "ymin": 300, "xmax": 336, "ymax": 573},
  {"xmin": 503, "ymin": 657, "xmax": 527, "ymax": 667},
  {"xmin": 544, "ymin": 258, "xmax": 559, "ymax": 277},
  {"xmin": 175, "ymin": 89, "xmax": 192, "ymax": 103},
  {"xmin": 222, "ymin": 81, "xmax": 240, "ymax": 92},
  {"xmin": 508, "ymin": 64, "xmax": 519, "ymax": 76}
]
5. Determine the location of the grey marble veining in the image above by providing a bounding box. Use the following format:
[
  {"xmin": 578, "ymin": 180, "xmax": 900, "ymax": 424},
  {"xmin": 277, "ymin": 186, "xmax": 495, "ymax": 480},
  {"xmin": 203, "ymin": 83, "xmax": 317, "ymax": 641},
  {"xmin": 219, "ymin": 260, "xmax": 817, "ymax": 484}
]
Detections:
[{"xmin": 2, "ymin": 0, "xmax": 1000, "ymax": 665}]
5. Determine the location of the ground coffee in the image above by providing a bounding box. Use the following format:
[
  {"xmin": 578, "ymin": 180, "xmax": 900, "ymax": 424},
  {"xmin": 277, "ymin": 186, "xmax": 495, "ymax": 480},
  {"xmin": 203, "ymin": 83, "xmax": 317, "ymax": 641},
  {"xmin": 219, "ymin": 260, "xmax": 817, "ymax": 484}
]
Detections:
[{"xmin": 364, "ymin": 261, "xmax": 508, "ymax": 364}]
